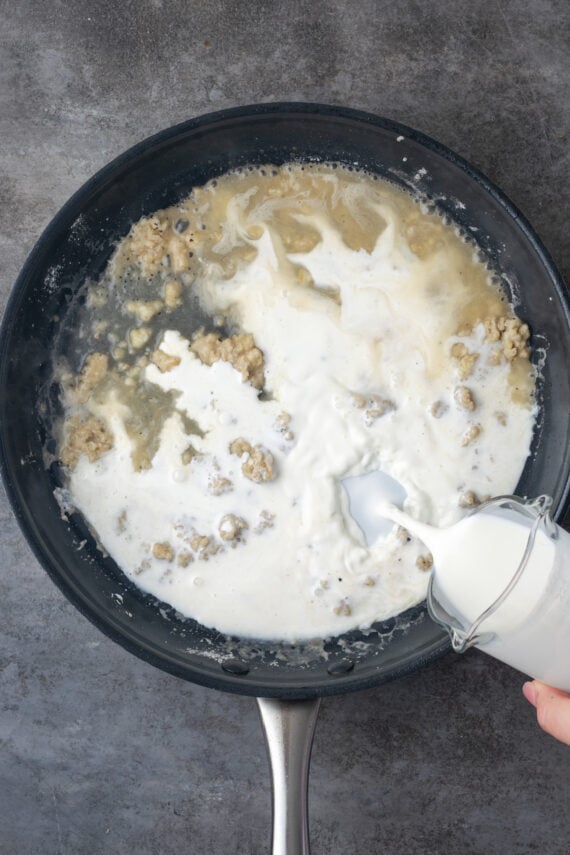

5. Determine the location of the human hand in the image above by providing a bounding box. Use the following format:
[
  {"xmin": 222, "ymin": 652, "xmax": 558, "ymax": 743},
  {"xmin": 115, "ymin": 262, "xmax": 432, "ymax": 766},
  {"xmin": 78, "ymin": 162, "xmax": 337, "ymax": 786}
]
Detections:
[{"xmin": 523, "ymin": 681, "xmax": 570, "ymax": 745}]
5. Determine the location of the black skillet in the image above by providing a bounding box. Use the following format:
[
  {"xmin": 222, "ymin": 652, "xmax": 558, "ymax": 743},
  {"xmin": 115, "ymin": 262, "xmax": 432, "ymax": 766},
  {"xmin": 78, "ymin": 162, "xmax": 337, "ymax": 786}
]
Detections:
[{"xmin": 2, "ymin": 104, "xmax": 570, "ymax": 854}]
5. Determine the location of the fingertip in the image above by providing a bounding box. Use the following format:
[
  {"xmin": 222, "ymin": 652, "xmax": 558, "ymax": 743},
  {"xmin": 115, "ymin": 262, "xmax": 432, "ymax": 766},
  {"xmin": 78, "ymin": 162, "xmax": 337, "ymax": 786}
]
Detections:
[
  {"xmin": 522, "ymin": 680, "xmax": 537, "ymax": 707},
  {"xmin": 524, "ymin": 683, "xmax": 570, "ymax": 745}
]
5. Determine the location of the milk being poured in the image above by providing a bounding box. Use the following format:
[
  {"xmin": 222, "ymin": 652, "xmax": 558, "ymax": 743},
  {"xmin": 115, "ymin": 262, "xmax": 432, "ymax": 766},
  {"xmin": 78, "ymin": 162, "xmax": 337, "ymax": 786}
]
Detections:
[{"xmin": 382, "ymin": 498, "xmax": 570, "ymax": 691}]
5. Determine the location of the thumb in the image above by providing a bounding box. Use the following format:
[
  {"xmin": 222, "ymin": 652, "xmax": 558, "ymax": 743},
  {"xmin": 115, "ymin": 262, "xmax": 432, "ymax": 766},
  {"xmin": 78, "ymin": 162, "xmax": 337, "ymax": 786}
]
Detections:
[{"xmin": 523, "ymin": 681, "xmax": 570, "ymax": 746}]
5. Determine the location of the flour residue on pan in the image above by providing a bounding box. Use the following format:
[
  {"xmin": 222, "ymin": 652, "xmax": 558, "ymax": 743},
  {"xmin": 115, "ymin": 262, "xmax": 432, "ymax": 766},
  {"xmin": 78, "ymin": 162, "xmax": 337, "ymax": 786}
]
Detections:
[{"xmin": 50, "ymin": 162, "xmax": 537, "ymax": 643}]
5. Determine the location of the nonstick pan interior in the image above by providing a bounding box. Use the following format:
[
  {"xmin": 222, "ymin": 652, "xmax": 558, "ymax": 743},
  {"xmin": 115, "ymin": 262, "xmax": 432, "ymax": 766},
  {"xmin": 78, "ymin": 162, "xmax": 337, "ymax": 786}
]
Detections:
[{"xmin": 1, "ymin": 103, "xmax": 570, "ymax": 698}]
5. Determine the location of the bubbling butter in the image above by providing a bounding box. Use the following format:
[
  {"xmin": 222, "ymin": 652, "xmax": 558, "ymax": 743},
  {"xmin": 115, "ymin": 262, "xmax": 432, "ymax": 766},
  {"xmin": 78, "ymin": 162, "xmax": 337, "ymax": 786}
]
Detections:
[{"xmin": 58, "ymin": 163, "xmax": 536, "ymax": 641}]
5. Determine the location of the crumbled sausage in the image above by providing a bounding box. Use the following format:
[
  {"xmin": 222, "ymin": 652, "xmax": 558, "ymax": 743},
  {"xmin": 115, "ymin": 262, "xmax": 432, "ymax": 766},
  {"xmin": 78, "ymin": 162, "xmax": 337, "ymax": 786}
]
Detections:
[
  {"xmin": 364, "ymin": 395, "xmax": 395, "ymax": 423},
  {"xmin": 191, "ymin": 331, "xmax": 265, "ymax": 389},
  {"xmin": 125, "ymin": 300, "xmax": 164, "ymax": 322},
  {"xmin": 134, "ymin": 559, "xmax": 151, "ymax": 576},
  {"xmin": 396, "ymin": 526, "xmax": 411, "ymax": 544},
  {"xmin": 242, "ymin": 445, "xmax": 276, "ymax": 483},
  {"xmin": 450, "ymin": 342, "xmax": 479, "ymax": 379},
  {"xmin": 124, "ymin": 215, "xmax": 170, "ymax": 276},
  {"xmin": 333, "ymin": 601, "xmax": 352, "ymax": 616},
  {"xmin": 416, "ymin": 553, "xmax": 433, "ymax": 571},
  {"xmin": 454, "ymin": 386, "xmax": 476, "ymax": 411},
  {"xmin": 430, "ymin": 401, "xmax": 448, "ymax": 419},
  {"xmin": 187, "ymin": 533, "xmax": 220, "ymax": 560},
  {"xmin": 61, "ymin": 416, "xmax": 113, "ymax": 469},
  {"xmin": 74, "ymin": 353, "xmax": 109, "ymax": 403},
  {"xmin": 163, "ymin": 278, "xmax": 183, "ymax": 308},
  {"xmin": 502, "ymin": 319, "xmax": 531, "ymax": 361},
  {"xmin": 218, "ymin": 514, "xmax": 248, "ymax": 542},
  {"xmin": 153, "ymin": 542, "xmax": 174, "ymax": 561},
  {"xmin": 450, "ymin": 342, "xmax": 467, "ymax": 358},
  {"xmin": 458, "ymin": 490, "xmax": 480, "ymax": 508},
  {"xmin": 229, "ymin": 438, "xmax": 276, "ymax": 482},
  {"xmin": 350, "ymin": 391, "xmax": 395, "ymax": 421},
  {"xmin": 229, "ymin": 437, "xmax": 252, "ymax": 457},
  {"xmin": 274, "ymin": 412, "xmax": 294, "ymax": 440},
  {"xmin": 484, "ymin": 316, "xmax": 530, "ymax": 361},
  {"xmin": 253, "ymin": 510, "xmax": 275, "ymax": 532},
  {"xmin": 121, "ymin": 214, "xmax": 197, "ymax": 277},
  {"xmin": 484, "ymin": 316, "xmax": 505, "ymax": 343},
  {"xmin": 151, "ymin": 349, "xmax": 181, "ymax": 373},
  {"xmin": 129, "ymin": 327, "xmax": 152, "ymax": 350},
  {"xmin": 461, "ymin": 424, "xmax": 482, "ymax": 446},
  {"xmin": 190, "ymin": 534, "xmax": 211, "ymax": 552},
  {"xmin": 208, "ymin": 475, "xmax": 233, "ymax": 496},
  {"xmin": 177, "ymin": 551, "xmax": 194, "ymax": 567}
]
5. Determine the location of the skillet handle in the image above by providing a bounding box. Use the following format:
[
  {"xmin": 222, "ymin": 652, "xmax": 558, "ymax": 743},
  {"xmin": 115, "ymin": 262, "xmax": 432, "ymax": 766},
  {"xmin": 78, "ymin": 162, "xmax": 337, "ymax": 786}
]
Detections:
[{"xmin": 256, "ymin": 697, "xmax": 321, "ymax": 855}]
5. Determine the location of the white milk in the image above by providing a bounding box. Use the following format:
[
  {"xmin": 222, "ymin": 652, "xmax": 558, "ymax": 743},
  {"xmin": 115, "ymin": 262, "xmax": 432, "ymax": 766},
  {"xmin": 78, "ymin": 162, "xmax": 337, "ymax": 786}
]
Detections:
[
  {"xmin": 64, "ymin": 166, "xmax": 536, "ymax": 642},
  {"xmin": 384, "ymin": 501, "xmax": 570, "ymax": 691}
]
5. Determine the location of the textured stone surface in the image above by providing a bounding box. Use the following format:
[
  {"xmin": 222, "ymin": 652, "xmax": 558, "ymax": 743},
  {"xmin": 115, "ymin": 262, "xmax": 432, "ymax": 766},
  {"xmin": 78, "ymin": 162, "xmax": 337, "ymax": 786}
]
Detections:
[{"xmin": 1, "ymin": 1, "xmax": 569, "ymax": 853}]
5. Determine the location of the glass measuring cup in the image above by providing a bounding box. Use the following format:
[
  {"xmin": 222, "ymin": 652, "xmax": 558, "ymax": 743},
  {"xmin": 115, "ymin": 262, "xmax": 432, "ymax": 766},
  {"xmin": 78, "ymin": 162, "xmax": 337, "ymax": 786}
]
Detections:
[{"xmin": 426, "ymin": 495, "xmax": 570, "ymax": 692}]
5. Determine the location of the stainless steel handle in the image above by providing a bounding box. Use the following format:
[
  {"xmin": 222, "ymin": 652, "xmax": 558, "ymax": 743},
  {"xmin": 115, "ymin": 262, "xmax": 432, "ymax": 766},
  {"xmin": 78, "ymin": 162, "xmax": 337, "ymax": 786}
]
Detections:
[{"xmin": 256, "ymin": 697, "xmax": 321, "ymax": 855}]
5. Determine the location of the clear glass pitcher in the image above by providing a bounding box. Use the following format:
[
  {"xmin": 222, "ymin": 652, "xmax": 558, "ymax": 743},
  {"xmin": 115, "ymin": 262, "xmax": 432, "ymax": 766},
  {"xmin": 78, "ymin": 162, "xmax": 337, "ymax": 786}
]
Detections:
[{"xmin": 426, "ymin": 495, "xmax": 570, "ymax": 692}]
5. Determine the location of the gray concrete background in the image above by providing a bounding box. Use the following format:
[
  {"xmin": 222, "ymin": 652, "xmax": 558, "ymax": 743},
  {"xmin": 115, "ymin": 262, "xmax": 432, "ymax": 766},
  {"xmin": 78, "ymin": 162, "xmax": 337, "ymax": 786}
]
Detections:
[{"xmin": 1, "ymin": 1, "xmax": 569, "ymax": 853}]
